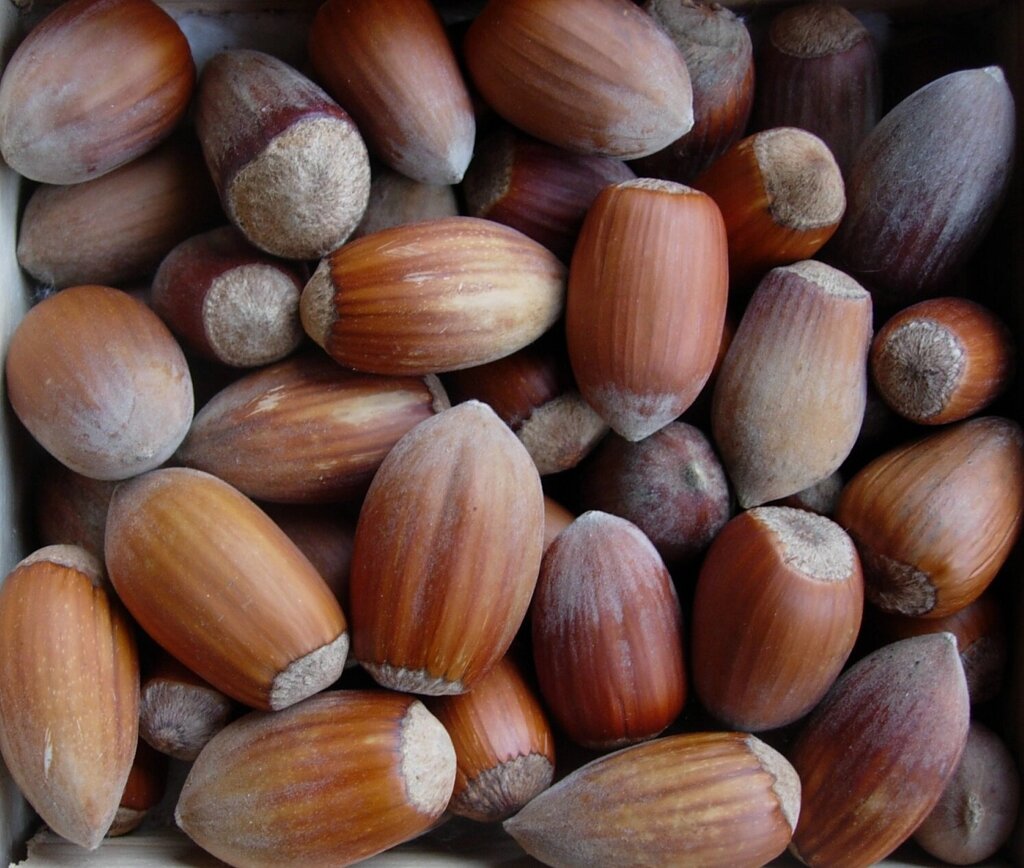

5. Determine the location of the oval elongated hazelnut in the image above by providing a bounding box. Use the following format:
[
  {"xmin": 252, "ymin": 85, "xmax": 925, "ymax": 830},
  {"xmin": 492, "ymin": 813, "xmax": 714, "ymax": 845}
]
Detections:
[
  {"xmin": 176, "ymin": 690, "xmax": 456, "ymax": 868},
  {"xmin": 913, "ymin": 721, "xmax": 1020, "ymax": 865},
  {"xmin": 832, "ymin": 67, "xmax": 1015, "ymax": 307},
  {"xmin": 532, "ymin": 511, "xmax": 686, "ymax": 749},
  {"xmin": 308, "ymin": 0, "xmax": 476, "ymax": 185},
  {"xmin": 150, "ymin": 226, "xmax": 306, "ymax": 369},
  {"xmin": 463, "ymin": 0, "xmax": 693, "ymax": 160},
  {"xmin": 870, "ymin": 296, "xmax": 1015, "ymax": 425},
  {"xmin": 692, "ymin": 128, "xmax": 846, "ymax": 291},
  {"xmin": 789, "ymin": 633, "xmax": 970, "ymax": 867},
  {"xmin": 301, "ymin": 215, "xmax": 566, "ymax": 376},
  {"xmin": 16, "ymin": 136, "xmax": 221, "ymax": 289},
  {"xmin": 139, "ymin": 651, "xmax": 234, "ymax": 762},
  {"xmin": 691, "ymin": 507, "xmax": 863, "ymax": 731},
  {"xmin": 105, "ymin": 467, "xmax": 349, "ymax": 711},
  {"xmin": 634, "ymin": 0, "xmax": 755, "ymax": 183},
  {"xmin": 835, "ymin": 416, "xmax": 1024, "ymax": 619},
  {"xmin": 176, "ymin": 353, "xmax": 448, "ymax": 504},
  {"xmin": 0, "ymin": 546, "xmax": 139, "ymax": 850},
  {"xmin": 443, "ymin": 336, "xmax": 608, "ymax": 476},
  {"xmin": 0, "ymin": 0, "xmax": 194, "ymax": 184},
  {"xmin": 195, "ymin": 49, "xmax": 371, "ymax": 260},
  {"xmin": 711, "ymin": 261, "xmax": 872, "ymax": 508},
  {"xmin": 5, "ymin": 285, "xmax": 194, "ymax": 481},
  {"xmin": 567, "ymin": 178, "xmax": 728, "ymax": 441},
  {"xmin": 349, "ymin": 401, "xmax": 545, "ymax": 695},
  {"xmin": 462, "ymin": 125, "xmax": 636, "ymax": 262},
  {"xmin": 753, "ymin": 2, "xmax": 881, "ymax": 177},
  {"xmin": 504, "ymin": 731, "xmax": 800, "ymax": 868},
  {"xmin": 577, "ymin": 421, "xmax": 731, "ymax": 565},
  {"xmin": 428, "ymin": 656, "xmax": 555, "ymax": 823}
]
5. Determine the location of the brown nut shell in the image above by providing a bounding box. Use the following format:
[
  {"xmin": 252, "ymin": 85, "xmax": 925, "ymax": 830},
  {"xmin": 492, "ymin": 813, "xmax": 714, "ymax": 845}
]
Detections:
[
  {"xmin": 176, "ymin": 690, "xmax": 456, "ymax": 868},
  {"xmin": 789, "ymin": 633, "xmax": 971, "ymax": 867},
  {"xmin": 349, "ymin": 401, "xmax": 545, "ymax": 695},
  {"xmin": 105, "ymin": 467, "xmax": 349, "ymax": 711},
  {"xmin": 301, "ymin": 215, "xmax": 566, "ymax": 376},
  {"xmin": 0, "ymin": 0, "xmax": 194, "ymax": 184},
  {"xmin": 428, "ymin": 656, "xmax": 555, "ymax": 823},
  {"xmin": 504, "ymin": 731, "xmax": 800, "ymax": 868},
  {"xmin": 567, "ymin": 178, "xmax": 728, "ymax": 441},
  {"xmin": 835, "ymin": 415, "xmax": 1024, "ymax": 619},
  {"xmin": 0, "ymin": 546, "xmax": 139, "ymax": 850},
  {"xmin": 308, "ymin": 0, "xmax": 475, "ymax": 185},
  {"xmin": 5, "ymin": 285, "xmax": 194, "ymax": 481},
  {"xmin": 463, "ymin": 0, "xmax": 693, "ymax": 160},
  {"xmin": 531, "ymin": 511, "xmax": 686, "ymax": 750},
  {"xmin": 691, "ymin": 507, "xmax": 864, "ymax": 731}
]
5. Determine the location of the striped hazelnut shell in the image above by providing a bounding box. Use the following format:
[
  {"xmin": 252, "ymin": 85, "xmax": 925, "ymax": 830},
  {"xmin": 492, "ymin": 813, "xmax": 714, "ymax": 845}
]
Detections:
[
  {"xmin": 0, "ymin": 0, "xmax": 195, "ymax": 184},
  {"xmin": 531, "ymin": 511, "xmax": 686, "ymax": 750},
  {"xmin": 691, "ymin": 507, "xmax": 864, "ymax": 731},
  {"xmin": 301, "ymin": 215, "xmax": 566, "ymax": 376},
  {"xmin": 105, "ymin": 467, "xmax": 349, "ymax": 711},
  {"xmin": 789, "ymin": 633, "xmax": 970, "ymax": 867},
  {"xmin": 176, "ymin": 690, "xmax": 456, "ymax": 867},
  {"xmin": 428, "ymin": 656, "xmax": 555, "ymax": 823},
  {"xmin": 832, "ymin": 67, "xmax": 1015, "ymax": 308},
  {"xmin": 711, "ymin": 260, "xmax": 872, "ymax": 508},
  {"xmin": 308, "ymin": 0, "xmax": 475, "ymax": 185},
  {"xmin": 567, "ymin": 178, "xmax": 728, "ymax": 441},
  {"xmin": 693, "ymin": 127, "xmax": 846, "ymax": 291},
  {"xmin": 348, "ymin": 401, "xmax": 545, "ymax": 695},
  {"xmin": 835, "ymin": 415, "xmax": 1024, "ymax": 619},
  {"xmin": 505, "ymin": 731, "xmax": 800, "ymax": 868},
  {"xmin": 174, "ymin": 353, "xmax": 448, "ymax": 504},
  {"xmin": 463, "ymin": 0, "xmax": 693, "ymax": 160},
  {"xmin": 869, "ymin": 296, "xmax": 1015, "ymax": 425},
  {"xmin": 0, "ymin": 546, "xmax": 139, "ymax": 850}
]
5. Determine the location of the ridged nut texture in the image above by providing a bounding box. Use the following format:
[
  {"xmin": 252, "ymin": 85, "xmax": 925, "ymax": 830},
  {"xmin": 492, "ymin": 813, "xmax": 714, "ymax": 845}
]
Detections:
[
  {"xmin": 348, "ymin": 401, "xmax": 545, "ymax": 695},
  {"xmin": 693, "ymin": 128, "xmax": 846, "ymax": 290},
  {"xmin": 634, "ymin": 0, "xmax": 755, "ymax": 182},
  {"xmin": 567, "ymin": 178, "xmax": 728, "ymax": 441},
  {"xmin": 104, "ymin": 467, "xmax": 349, "ymax": 711},
  {"xmin": 753, "ymin": 2, "xmax": 881, "ymax": 176},
  {"xmin": 463, "ymin": 0, "xmax": 694, "ymax": 160},
  {"xmin": 833, "ymin": 67, "xmax": 1016, "ymax": 307},
  {"xmin": 428, "ymin": 656, "xmax": 555, "ymax": 823},
  {"xmin": 308, "ymin": 0, "xmax": 475, "ymax": 185},
  {"xmin": 0, "ymin": 0, "xmax": 195, "ymax": 184},
  {"xmin": 0, "ymin": 546, "xmax": 139, "ymax": 850},
  {"xmin": 4, "ymin": 285, "xmax": 194, "ymax": 481},
  {"xmin": 691, "ymin": 507, "xmax": 864, "ymax": 731},
  {"xmin": 711, "ymin": 260, "xmax": 872, "ymax": 508},
  {"xmin": 531, "ymin": 511, "xmax": 686, "ymax": 749},
  {"xmin": 789, "ymin": 633, "xmax": 971, "ymax": 867},
  {"xmin": 300, "ymin": 215, "xmax": 566, "ymax": 376},
  {"xmin": 175, "ymin": 353, "xmax": 447, "ymax": 503},
  {"xmin": 176, "ymin": 690, "xmax": 456, "ymax": 868},
  {"xmin": 16, "ymin": 136, "xmax": 220, "ymax": 289},
  {"xmin": 869, "ymin": 296, "xmax": 1015, "ymax": 425},
  {"xmin": 195, "ymin": 49, "xmax": 371, "ymax": 260},
  {"xmin": 834, "ymin": 415, "xmax": 1024, "ymax": 619},
  {"xmin": 504, "ymin": 731, "xmax": 801, "ymax": 868}
]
